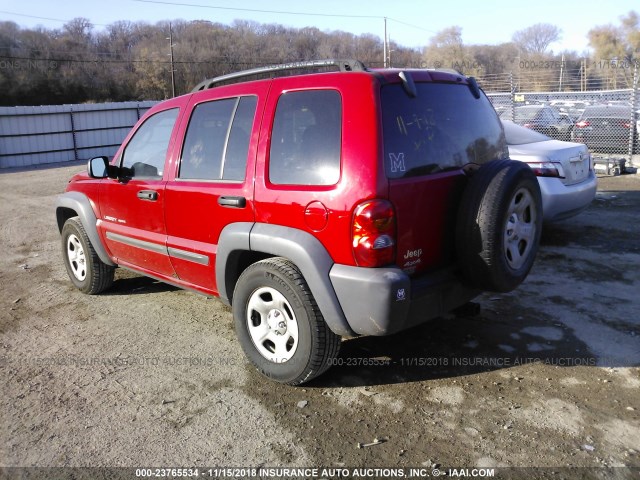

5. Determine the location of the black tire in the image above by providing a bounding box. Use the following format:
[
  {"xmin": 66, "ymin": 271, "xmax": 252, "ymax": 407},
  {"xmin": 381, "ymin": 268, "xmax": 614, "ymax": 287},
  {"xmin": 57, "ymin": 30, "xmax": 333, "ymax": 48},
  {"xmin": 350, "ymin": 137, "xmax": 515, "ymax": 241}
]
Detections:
[
  {"xmin": 232, "ymin": 257, "xmax": 341, "ymax": 385},
  {"xmin": 456, "ymin": 160, "xmax": 542, "ymax": 293},
  {"xmin": 61, "ymin": 217, "xmax": 115, "ymax": 294}
]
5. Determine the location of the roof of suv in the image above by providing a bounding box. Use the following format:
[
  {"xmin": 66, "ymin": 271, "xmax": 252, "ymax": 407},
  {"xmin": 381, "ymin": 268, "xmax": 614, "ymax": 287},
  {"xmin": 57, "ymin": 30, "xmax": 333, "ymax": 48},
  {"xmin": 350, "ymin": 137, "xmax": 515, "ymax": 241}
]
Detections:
[{"xmin": 191, "ymin": 58, "xmax": 472, "ymax": 92}]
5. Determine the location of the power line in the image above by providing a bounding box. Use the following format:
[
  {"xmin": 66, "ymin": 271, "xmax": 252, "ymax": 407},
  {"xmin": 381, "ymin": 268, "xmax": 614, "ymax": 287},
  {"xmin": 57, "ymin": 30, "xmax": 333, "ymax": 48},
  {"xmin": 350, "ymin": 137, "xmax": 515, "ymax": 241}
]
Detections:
[
  {"xmin": 0, "ymin": 53, "xmax": 209, "ymax": 65},
  {"xmin": 131, "ymin": 0, "xmax": 437, "ymax": 33},
  {"xmin": 1, "ymin": 5, "xmax": 437, "ymax": 42},
  {"xmin": 387, "ymin": 18, "xmax": 436, "ymax": 34},
  {"xmin": 0, "ymin": 53, "xmax": 384, "ymax": 67},
  {"xmin": 0, "ymin": 46, "xmax": 129, "ymax": 57},
  {"xmin": 0, "ymin": 10, "xmax": 108, "ymax": 27},
  {"xmin": 132, "ymin": 0, "xmax": 382, "ymax": 19}
]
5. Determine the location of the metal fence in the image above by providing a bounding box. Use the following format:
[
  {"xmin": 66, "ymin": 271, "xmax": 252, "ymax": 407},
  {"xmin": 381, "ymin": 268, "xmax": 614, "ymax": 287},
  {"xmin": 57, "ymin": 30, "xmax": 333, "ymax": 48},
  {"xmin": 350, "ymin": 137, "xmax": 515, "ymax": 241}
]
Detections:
[
  {"xmin": 1, "ymin": 67, "xmax": 639, "ymax": 169},
  {"xmin": 480, "ymin": 67, "xmax": 640, "ymax": 166},
  {"xmin": 0, "ymin": 101, "xmax": 158, "ymax": 169}
]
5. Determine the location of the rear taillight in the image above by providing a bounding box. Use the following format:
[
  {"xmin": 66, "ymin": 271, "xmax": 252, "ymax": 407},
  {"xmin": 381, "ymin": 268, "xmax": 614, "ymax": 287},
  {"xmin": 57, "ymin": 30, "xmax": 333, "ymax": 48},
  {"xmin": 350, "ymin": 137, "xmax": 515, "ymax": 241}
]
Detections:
[
  {"xmin": 523, "ymin": 123, "xmax": 533, "ymax": 129},
  {"xmin": 352, "ymin": 199, "xmax": 396, "ymax": 267},
  {"xmin": 527, "ymin": 162, "xmax": 565, "ymax": 178},
  {"xmin": 575, "ymin": 120, "xmax": 590, "ymax": 128}
]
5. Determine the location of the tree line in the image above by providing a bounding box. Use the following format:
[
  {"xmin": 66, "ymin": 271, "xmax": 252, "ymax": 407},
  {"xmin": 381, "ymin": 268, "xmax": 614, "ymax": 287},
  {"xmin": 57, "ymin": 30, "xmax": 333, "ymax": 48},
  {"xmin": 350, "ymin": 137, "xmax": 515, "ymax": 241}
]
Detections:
[{"xmin": 0, "ymin": 11, "xmax": 638, "ymax": 106}]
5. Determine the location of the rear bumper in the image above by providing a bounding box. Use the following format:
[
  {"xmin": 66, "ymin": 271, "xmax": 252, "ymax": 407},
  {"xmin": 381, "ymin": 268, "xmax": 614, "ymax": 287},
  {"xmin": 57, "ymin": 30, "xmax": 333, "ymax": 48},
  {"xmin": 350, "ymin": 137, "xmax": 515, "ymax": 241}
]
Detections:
[
  {"xmin": 538, "ymin": 171, "xmax": 597, "ymax": 222},
  {"xmin": 329, "ymin": 264, "xmax": 480, "ymax": 336}
]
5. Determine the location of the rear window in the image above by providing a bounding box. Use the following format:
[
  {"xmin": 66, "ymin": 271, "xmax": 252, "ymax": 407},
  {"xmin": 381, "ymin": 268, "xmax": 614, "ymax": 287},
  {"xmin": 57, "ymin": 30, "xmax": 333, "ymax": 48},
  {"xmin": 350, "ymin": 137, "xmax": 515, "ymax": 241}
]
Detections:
[
  {"xmin": 580, "ymin": 105, "xmax": 631, "ymax": 120},
  {"xmin": 502, "ymin": 120, "xmax": 550, "ymax": 145},
  {"xmin": 382, "ymin": 83, "xmax": 507, "ymax": 179}
]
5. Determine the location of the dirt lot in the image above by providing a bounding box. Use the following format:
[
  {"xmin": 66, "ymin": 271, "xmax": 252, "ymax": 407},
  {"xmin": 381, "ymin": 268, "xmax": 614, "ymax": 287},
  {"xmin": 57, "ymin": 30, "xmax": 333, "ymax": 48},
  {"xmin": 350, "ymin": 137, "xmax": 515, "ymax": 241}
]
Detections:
[{"xmin": 1, "ymin": 164, "xmax": 639, "ymax": 478}]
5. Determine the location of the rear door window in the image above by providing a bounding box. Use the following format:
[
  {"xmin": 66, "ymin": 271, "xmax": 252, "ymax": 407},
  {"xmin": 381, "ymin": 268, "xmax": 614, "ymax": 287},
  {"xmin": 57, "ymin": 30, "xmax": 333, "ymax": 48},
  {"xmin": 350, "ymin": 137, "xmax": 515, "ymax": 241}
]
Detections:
[
  {"xmin": 269, "ymin": 90, "xmax": 341, "ymax": 186},
  {"xmin": 179, "ymin": 96, "xmax": 257, "ymax": 181},
  {"xmin": 382, "ymin": 83, "xmax": 507, "ymax": 179}
]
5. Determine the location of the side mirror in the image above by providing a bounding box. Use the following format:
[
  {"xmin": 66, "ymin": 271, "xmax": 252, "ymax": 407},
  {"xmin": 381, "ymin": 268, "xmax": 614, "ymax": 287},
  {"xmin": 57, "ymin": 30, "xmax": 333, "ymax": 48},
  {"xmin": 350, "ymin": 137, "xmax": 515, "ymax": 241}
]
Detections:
[{"xmin": 88, "ymin": 156, "xmax": 117, "ymax": 179}]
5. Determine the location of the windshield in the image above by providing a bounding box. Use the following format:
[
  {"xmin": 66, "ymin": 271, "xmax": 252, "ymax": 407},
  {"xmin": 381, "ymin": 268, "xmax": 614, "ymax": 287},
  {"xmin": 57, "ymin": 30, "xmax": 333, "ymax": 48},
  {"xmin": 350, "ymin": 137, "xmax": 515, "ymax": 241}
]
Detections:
[
  {"xmin": 381, "ymin": 82, "xmax": 507, "ymax": 179},
  {"xmin": 514, "ymin": 107, "xmax": 542, "ymax": 122},
  {"xmin": 502, "ymin": 120, "xmax": 551, "ymax": 145}
]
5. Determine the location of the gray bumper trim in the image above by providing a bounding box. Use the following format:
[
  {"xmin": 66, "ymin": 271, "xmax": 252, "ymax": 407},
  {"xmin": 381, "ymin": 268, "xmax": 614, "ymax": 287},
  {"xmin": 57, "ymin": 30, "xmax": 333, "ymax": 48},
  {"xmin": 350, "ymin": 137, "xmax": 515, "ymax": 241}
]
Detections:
[
  {"xmin": 249, "ymin": 224, "xmax": 355, "ymax": 337},
  {"xmin": 330, "ymin": 264, "xmax": 480, "ymax": 336},
  {"xmin": 167, "ymin": 247, "xmax": 210, "ymax": 266},
  {"xmin": 106, "ymin": 231, "xmax": 167, "ymax": 255}
]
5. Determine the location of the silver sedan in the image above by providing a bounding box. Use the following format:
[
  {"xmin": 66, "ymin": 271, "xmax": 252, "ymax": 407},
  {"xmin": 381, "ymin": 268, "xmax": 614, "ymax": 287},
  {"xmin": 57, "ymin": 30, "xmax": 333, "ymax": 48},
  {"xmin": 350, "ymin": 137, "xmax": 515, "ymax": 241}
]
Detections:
[{"xmin": 503, "ymin": 120, "xmax": 597, "ymax": 223}]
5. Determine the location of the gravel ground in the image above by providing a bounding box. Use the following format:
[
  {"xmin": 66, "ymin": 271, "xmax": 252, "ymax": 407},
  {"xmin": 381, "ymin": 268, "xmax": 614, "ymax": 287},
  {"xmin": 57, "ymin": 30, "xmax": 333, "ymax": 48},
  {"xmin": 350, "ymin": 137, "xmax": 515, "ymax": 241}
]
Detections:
[{"xmin": 1, "ymin": 164, "xmax": 639, "ymax": 479}]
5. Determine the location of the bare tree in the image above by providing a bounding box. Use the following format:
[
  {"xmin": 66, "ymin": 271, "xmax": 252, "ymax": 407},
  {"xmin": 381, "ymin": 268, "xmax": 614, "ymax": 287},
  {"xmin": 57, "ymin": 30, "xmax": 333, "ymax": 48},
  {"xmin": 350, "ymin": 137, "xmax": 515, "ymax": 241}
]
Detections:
[
  {"xmin": 512, "ymin": 23, "xmax": 561, "ymax": 54},
  {"xmin": 62, "ymin": 18, "xmax": 93, "ymax": 44},
  {"xmin": 0, "ymin": 18, "xmax": 423, "ymax": 105},
  {"xmin": 423, "ymin": 26, "xmax": 471, "ymax": 72},
  {"xmin": 588, "ymin": 10, "xmax": 640, "ymax": 88},
  {"xmin": 620, "ymin": 11, "xmax": 640, "ymax": 60}
]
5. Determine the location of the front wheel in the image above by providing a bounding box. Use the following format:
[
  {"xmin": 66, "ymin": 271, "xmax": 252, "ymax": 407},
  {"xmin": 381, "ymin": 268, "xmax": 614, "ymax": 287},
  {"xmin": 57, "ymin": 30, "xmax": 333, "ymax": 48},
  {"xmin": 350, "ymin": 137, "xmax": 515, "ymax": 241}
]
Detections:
[
  {"xmin": 61, "ymin": 217, "xmax": 114, "ymax": 294},
  {"xmin": 232, "ymin": 257, "xmax": 341, "ymax": 385}
]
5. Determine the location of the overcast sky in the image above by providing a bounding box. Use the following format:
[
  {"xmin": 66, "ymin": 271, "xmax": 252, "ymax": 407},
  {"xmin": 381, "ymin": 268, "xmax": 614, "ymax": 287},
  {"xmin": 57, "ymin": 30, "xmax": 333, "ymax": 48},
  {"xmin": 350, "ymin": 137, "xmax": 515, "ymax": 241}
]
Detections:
[{"xmin": 0, "ymin": 0, "xmax": 635, "ymax": 54}]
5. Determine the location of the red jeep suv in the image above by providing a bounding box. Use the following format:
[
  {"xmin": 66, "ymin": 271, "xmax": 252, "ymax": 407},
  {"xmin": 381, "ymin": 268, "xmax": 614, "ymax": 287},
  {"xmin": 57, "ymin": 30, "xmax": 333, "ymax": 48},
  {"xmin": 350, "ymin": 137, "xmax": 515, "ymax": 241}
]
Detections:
[{"xmin": 56, "ymin": 60, "xmax": 542, "ymax": 384}]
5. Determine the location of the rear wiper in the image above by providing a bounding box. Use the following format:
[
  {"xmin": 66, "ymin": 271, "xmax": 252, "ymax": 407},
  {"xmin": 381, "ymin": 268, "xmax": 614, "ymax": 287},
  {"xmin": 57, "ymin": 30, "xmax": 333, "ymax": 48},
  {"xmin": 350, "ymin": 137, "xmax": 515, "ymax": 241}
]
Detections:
[
  {"xmin": 468, "ymin": 77, "xmax": 481, "ymax": 99},
  {"xmin": 399, "ymin": 71, "xmax": 417, "ymax": 98}
]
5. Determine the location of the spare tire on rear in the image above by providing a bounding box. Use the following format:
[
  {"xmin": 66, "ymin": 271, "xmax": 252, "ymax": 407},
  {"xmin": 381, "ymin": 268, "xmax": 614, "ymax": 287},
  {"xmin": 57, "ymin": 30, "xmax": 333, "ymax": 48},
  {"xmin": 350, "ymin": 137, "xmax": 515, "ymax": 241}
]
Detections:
[{"xmin": 456, "ymin": 160, "xmax": 542, "ymax": 293}]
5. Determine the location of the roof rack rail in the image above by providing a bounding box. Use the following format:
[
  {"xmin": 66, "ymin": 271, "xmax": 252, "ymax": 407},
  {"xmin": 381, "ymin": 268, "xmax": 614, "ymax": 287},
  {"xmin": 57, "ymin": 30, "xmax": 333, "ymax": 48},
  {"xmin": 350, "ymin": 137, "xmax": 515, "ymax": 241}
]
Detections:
[
  {"xmin": 430, "ymin": 67, "xmax": 464, "ymax": 76},
  {"xmin": 191, "ymin": 59, "xmax": 367, "ymax": 92}
]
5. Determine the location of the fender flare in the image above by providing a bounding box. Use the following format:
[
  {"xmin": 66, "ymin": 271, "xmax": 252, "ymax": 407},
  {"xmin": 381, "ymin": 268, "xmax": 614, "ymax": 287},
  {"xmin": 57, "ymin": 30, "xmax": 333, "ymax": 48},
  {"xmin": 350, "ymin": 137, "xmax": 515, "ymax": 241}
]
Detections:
[
  {"xmin": 216, "ymin": 222, "xmax": 355, "ymax": 337},
  {"xmin": 55, "ymin": 191, "xmax": 116, "ymax": 267}
]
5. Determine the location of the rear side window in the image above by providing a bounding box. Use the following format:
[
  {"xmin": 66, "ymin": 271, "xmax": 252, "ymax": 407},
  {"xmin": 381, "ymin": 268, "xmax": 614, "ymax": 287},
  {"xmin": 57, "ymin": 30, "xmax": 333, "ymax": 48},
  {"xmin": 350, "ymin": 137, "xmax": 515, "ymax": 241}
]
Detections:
[
  {"xmin": 122, "ymin": 108, "xmax": 179, "ymax": 178},
  {"xmin": 269, "ymin": 90, "xmax": 341, "ymax": 186},
  {"xmin": 179, "ymin": 96, "xmax": 257, "ymax": 181},
  {"xmin": 382, "ymin": 83, "xmax": 507, "ymax": 179}
]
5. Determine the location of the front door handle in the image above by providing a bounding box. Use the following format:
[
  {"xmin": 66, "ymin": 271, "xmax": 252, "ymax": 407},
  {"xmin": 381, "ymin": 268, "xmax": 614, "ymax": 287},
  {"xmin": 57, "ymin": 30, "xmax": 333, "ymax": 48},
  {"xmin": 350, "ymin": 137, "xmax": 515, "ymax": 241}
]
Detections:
[
  {"xmin": 137, "ymin": 190, "xmax": 158, "ymax": 201},
  {"xmin": 218, "ymin": 196, "xmax": 246, "ymax": 208}
]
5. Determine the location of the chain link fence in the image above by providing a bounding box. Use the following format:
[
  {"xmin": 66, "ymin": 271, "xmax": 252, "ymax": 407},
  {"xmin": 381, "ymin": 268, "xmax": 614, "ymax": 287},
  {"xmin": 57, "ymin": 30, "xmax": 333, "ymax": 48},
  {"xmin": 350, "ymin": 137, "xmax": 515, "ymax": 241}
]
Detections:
[{"xmin": 478, "ymin": 67, "xmax": 640, "ymax": 169}]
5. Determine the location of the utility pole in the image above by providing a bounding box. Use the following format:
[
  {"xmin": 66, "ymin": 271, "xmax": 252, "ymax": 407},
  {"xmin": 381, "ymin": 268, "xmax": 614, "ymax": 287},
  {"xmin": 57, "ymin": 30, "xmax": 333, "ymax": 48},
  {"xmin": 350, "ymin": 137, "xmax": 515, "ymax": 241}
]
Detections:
[
  {"xmin": 387, "ymin": 27, "xmax": 391, "ymax": 67},
  {"xmin": 383, "ymin": 17, "xmax": 388, "ymax": 68},
  {"xmin": 167, "ymin": 22, "xmax": 176, "ymax": 97},
  {"xmin": 558, "ymin": 53, "xmax": 564, "ymax": 92}
]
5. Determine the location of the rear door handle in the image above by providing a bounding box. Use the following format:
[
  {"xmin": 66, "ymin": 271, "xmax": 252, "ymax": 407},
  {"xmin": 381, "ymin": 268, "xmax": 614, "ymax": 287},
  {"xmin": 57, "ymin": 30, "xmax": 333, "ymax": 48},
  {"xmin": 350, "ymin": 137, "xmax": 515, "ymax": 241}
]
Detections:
[
  {"xmin": 218, "ymin": 196, "xmax": 246, "ymax": 208},
  {"xmin": 137, "ymin": 190, "xmax": 158, "ymax": 201}
]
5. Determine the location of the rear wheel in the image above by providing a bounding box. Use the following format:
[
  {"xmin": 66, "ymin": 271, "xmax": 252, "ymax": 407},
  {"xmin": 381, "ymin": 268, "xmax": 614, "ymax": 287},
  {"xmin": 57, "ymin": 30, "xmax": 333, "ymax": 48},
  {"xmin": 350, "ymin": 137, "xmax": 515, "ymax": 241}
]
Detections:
[
  {"xmin": 232, "ymin": 257, "xmax": 341, "ymax": 385},
  {"xmin": 61, "ymin": 217, "xmax": 114, "ymax": 294},
  {"xmin": 456, "ymin": 160, "xmax": 542, "ymax": 293}
]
